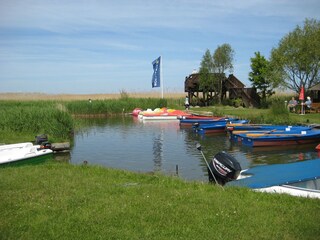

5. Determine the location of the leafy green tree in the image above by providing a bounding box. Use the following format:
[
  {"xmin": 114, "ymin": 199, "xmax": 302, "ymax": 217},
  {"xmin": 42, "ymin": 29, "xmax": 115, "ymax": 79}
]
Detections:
[
  {"xmin": 199, "ymin": 49, "xmax": 214, "ymax": 104},
  {"xmin": 249, "ymin": 52, "xmax": 274, "ymax": 107},
  {"xmin": 199, "ymin": 44, "xmax": 235, "ymax": 104},
  {"xmin": 213, "ymin": 44, "xmax": 235, "ymax": 103},
  {"xmin": 269, "ymin": 18, "xmax": 320, "ymax": 94}
]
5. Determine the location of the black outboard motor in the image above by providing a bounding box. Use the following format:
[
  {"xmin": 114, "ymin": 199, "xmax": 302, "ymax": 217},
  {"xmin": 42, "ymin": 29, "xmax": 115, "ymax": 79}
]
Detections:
[
  {"xmin": 35, "ymin": 134, "xmax": 48, "ymax": 144},
  {"xmin": 208, "ymin": 151, "xmax": 241, "ymax": 185}
]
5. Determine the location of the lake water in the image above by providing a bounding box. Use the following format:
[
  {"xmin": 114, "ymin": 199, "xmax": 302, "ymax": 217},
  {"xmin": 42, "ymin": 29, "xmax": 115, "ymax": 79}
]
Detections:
[{"xmin": 64, "ymin": 116, "xmax": 320, "ymax": 182}]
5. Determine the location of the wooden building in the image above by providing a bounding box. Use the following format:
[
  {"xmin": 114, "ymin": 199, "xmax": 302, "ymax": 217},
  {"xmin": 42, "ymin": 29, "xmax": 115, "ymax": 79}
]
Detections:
[
  {"xmin": 184, "ymin": 73, "xmax": 260, "ymax": 108},
  {"xmin": 308, "ymin": 83, "xmax": 320, "ymax": 103}
]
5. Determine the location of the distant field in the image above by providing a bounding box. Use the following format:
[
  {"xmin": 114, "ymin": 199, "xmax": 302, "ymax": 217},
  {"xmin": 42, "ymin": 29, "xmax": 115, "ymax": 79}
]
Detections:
[{"xmin": 0, "ymin": 92, "xmax": 186, "ymax": 101}]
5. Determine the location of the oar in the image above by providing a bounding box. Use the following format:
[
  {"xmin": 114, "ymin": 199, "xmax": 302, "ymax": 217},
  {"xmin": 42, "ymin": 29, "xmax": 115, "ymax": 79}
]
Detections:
[
  {"xmin": 232, "ymin": 130, "xmax": 277, "ymax": 135},
  {"xmin": 244, "ymin": 129, "xmax": 280, "ymax": 137},
  {"xmin": 246, "ymin": 133, "xmax": 303, "ymax": 137}
]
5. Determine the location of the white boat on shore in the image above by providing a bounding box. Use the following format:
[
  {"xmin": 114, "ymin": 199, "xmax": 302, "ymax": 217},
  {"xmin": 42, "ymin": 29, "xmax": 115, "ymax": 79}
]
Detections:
[{"xmin": 0, "ymin": 142, "xmax": 53, "ymax": 167}]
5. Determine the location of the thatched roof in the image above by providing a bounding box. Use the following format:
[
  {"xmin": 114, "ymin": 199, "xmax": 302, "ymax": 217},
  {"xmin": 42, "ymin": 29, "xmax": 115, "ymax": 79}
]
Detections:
[{"xmin": 309, "ymin": 83, "xmax": 320, "ymax": 91}]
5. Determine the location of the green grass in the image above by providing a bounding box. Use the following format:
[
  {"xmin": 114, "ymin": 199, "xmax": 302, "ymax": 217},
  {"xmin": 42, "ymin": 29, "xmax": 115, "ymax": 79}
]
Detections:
[
  {"xmin": 1, "ymin": 162, "xmax": 319, "ymax": 240},
  {"xmin": 204, "ymin": 106, "xmax": 320, "ymax": 125}
]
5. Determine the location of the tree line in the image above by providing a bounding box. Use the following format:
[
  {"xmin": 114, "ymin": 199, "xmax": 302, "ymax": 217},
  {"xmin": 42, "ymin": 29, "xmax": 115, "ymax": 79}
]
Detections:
[{"xmin": 199, "ymin": 18, "xmax": 320, "ymax": 107}]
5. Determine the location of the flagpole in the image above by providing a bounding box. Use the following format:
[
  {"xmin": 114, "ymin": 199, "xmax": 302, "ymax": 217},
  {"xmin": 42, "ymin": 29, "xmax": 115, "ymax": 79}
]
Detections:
[{"xmin": 160, "ymin": 55, "xmax": 163, "ymax": 99}]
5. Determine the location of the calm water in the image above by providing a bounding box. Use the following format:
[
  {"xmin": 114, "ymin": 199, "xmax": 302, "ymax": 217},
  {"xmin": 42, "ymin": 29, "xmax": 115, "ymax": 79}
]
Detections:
[{"xmin": 65, "ymin": 116, "xmax": 320, "ymax": 182}]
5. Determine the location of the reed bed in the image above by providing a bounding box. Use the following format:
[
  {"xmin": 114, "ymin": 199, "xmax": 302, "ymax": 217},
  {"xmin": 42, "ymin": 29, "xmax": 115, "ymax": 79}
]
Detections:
[
  {"xmin": 65, "ymin": 98, "xmax": 185, "ymax": 115},
  {"xmin": 0, "ymin": 101, "xmax": 74, "ymax": 142}
]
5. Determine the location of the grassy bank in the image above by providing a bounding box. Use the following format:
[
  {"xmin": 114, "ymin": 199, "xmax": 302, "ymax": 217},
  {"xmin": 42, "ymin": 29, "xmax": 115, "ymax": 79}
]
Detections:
[
  {"xmin": 1, "ymin": 162, "xmax": 319, "ymax": 240},
  {"xmin": 0, "ymin": 101, "xmax": 74, "ymax": 143}
]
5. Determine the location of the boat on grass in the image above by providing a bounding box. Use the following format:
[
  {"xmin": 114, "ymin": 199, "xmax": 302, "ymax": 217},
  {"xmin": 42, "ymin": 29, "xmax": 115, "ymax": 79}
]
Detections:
[
  {"xmin": 0, "ymin": 142, "xmax": 53, "ymax": 167},
  {"xmin": 196, "ymin": 144, "xmax": 320, "ymax": 199}
]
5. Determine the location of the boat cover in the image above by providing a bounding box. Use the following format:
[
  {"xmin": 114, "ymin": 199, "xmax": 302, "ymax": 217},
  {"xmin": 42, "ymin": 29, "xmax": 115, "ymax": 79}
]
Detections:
[{"xmin": 226, "ymin": 159, "xmax": 320, "ymax": 189}]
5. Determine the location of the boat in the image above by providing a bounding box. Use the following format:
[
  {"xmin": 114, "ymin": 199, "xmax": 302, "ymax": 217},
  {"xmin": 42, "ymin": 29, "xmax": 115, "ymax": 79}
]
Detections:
[
  {"xmin": 229, "ymin": 125, "xmax": 314, "ymax": 143},
  {"xmin": 195, "ymin": 120, "xmax": 249, "ymax": 135},
  {"xmin": 179, "ymin": 115, "xmax": 223, "ymax": 120},
  {"xmin": 227, "ymin": 124, "xmax": 312, "ymax": 133},
  {"xmin": 179, "ymin": 117, "xmax": 240, "ymax": 127},
  {"xmin": 196, "ymin": 144, "xmax": 320, "ymax": 199},
  {"xmin": 134, "ymin": 108, "xmax": 191, "ymax": 120},
  {"xmin": 140, "ymin": 115, "xmax": 179, "ymax": 121},
  {"xmin": 0, "ymin": 142, "xmax": 53, "ymax": 167},
  {"xmin": 238, "ymin": 129, "xmax": 320, "ymax": 147},
  {"xmin": 226, "ymin": 160, "xmax": 320, "ymax": 199}
]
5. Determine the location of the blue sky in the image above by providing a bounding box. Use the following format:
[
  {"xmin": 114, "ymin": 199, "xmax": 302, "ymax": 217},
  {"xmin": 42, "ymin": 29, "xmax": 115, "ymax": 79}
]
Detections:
[{"xmin": 0, "ymin": 0, "xmax": 319, "ymax": 94}]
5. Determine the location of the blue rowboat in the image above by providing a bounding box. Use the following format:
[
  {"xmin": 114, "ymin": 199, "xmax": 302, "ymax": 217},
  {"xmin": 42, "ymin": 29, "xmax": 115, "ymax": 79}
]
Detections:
[
  {"xmin": 201, "ymin": 146, "xmax": 320, "ymax": 198},
  {"xmin": 196, "ymin": 120, "xmax": 249, "ymax": 135},
  {"xmin": 239, "ymin": 129, "xmax": 320, "ymax": 147},
  {"xmin": 179, "ymin": 118, "xmax": 231, "ymax": 127},
  {"xmin": 229, "ymin": 126, "xmax": 313, "ymax": 142},
  {"xmin": 226, "ymin": 159, "xmax": 320, "ymax": 199},
  {"xmin": 227, "ymin": 124, "xmax": 312, "ymax": 132}
]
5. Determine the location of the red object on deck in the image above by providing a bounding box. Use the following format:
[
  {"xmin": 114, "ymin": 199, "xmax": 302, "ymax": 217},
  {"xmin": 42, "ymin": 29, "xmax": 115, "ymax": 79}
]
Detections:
[
  {"xmin": 132, "ymin": 108, "xmax": 142, "ymax": 116},
  {"xmin": 299, "ymin": 86, "xmax": 305, "ymax": 101}
]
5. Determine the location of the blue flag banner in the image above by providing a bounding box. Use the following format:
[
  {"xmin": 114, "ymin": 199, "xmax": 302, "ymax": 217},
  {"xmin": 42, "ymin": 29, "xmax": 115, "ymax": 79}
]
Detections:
[{"xmin": 152, "ymin": 56, "xmax": 161, "ymax": 88}]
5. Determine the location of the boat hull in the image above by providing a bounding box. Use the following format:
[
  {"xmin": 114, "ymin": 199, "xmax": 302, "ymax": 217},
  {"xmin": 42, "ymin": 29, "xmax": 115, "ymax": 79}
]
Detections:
[
  {"xmin": 0, "ymin": 142, "xmax": 53, "ymax": 167},
  {"xmin": 240, "ymin": 131, "xmax": 320, "ymax": 147},
  {"xmin": 179, "ymin": 118, "xmax": 228, "ymax": 127},
  {"xmin": 0, "ymin": 152, "xmax": 53, "ymax": 167},
  {"xmin": 243, "ymin": 137, "xmax": 320, "ymax": 147},
  {"xmin": 226, "ymin": 159, "xmax": 320, "ymax": 199}
]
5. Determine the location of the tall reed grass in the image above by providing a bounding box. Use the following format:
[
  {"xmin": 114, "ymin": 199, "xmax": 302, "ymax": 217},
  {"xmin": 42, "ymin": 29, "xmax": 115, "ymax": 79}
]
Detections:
[
  {"xmin": 65, "ymin": 98, "xmax": 184, "ymax": 114},
  {"xmin": 0, "ymin": 101, "xmax": 74, "ymax": 142}
]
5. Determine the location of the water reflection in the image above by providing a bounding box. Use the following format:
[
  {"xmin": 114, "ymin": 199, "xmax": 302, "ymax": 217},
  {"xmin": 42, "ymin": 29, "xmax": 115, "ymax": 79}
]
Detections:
[{"xmin": 70, "ymin": 116, "xmax": 320, "ymax": 182}]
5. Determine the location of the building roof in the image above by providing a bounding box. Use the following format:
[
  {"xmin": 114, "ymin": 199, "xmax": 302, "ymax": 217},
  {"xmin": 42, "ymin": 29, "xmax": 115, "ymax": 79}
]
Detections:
[{"xmin": 309, "ymin": 83, "xmax": 320, "ymax": 91}]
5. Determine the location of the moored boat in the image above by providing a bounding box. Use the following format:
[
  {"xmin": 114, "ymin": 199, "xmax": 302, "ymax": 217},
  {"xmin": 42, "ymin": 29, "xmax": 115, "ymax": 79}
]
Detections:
[
  {"xmin": 196, "ymin": 119, "xmax": 249, "ymax": 135},
  {"xmin": 196, "ymin": 144, "xmax": 320, "ymax": 199},
  {"xmin": 226, "ymin": 159, "xmax": 320, "ymax": 199},
  {"xmin": 0, "ymin": 142, "xmax": 53, "ymax": 167},
  {"xmin": 229, "ymin": 125, "xmax": 313, "ymax": 142},
  {"xmin": 135, "ymin": 108, "xmax": 191, "ymax": 120},
  {"xmin": 180, "ymin": 117, "xmax": 237, "ymax": 127},
  {"xmin": 239, "ymin": 129, "xmax": 320, "ymax": 147}
]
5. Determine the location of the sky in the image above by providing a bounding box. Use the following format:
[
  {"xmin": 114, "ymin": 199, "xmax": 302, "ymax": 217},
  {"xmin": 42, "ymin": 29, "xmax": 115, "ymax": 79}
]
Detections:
[{"xmin": 0, "ymin": 0, "xmax": 319, "ymax": 94}]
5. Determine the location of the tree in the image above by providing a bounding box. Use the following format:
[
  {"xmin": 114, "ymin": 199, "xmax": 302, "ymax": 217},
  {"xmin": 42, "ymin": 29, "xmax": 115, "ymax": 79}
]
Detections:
[
  {"xmin": 269, "ymin": 18, "xmax": 320, "ymax": 94},
  {"xmin": 199, "ymin": 44, "xmax": 235, "ymax": 105},
  {"xmin": 249, "ymin": 52, "xmax": 274, "ymax": 107},
  {"xmin": 212, "ymin": 44, "xmax": 235, "ymax": 103},
  {"xmin": 199, "ymin": 49, "xmax": 214, "ymax": 105}
]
